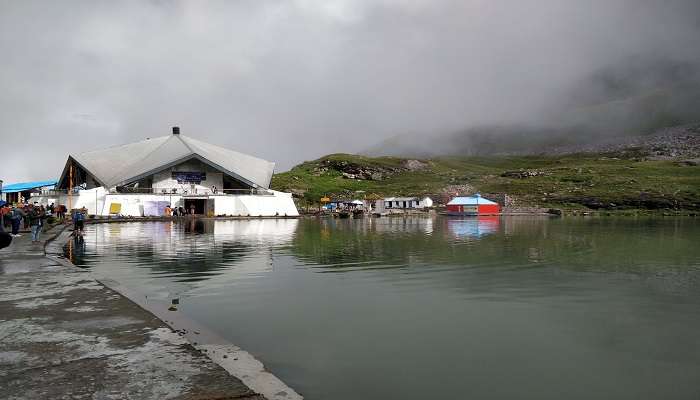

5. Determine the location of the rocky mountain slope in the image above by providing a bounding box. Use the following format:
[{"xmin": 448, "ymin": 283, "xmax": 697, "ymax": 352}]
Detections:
[{"xmin": 272, "ymin": 124, "xmax": 700, "ymax": 212}]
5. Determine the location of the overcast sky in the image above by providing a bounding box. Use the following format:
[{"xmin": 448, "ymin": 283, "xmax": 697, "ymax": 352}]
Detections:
[{"xmin": 2, "ymin": 0, "xmax": 699, "ymax": 183}]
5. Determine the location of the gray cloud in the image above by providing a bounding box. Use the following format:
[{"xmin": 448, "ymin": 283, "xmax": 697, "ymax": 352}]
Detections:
[{"xmin": 2, "ymin": 0, "xmax": 700, "ymax": 182}]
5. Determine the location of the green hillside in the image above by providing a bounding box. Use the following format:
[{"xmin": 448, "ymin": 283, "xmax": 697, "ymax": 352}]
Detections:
[{"xmin": 271, "ymin": 153, "xmax": 700, "ymax": 213}]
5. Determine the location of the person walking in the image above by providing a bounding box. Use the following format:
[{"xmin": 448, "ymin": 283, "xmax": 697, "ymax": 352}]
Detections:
[
  {"xmin": 73, "ymin": 207, "xmax": 86, "ymax": 235},
  {"xmin": 10, "ymin": 205, "xmax": 25, "ymax": 237}
]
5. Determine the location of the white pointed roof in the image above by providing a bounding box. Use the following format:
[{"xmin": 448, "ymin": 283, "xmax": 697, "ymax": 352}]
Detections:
[{"xmin": 63, "ymin": 133, "xmax": 275, "ymax": 189}]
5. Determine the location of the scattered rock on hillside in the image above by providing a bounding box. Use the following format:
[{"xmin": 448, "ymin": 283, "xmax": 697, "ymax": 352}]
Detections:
[
  {"xmin": 312, "ymin": 167, "xmax": 329, "ymax": 176},
  {"xmin": 501, "ymin": 169, "xmax": 547, "ymax": 179},
  {"xmin": 320, "ymin": 159, "xmax": 403, "ymax": 180},
  {"xmin": 434, "ymin": 184, "xmax": 477, "ymax": 204},
  {"xmin": 404, "ymin": 159, "xmax": 428, "ymax": 171}
]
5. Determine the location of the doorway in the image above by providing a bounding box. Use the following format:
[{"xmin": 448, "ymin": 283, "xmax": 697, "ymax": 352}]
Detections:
[{"xmin": 184, "ymin": 199, "xmax": 207, "ymax": 215}]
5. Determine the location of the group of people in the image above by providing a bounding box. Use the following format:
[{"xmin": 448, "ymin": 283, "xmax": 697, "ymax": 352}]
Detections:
[
  {"xmin": 0, "ymin": 202, "xmax": 53, "ymax": 243},
  {"xmin": 163, "ymin": 204, "xmax": 197, "ymax": 217},
  {"xmin": 0, "ymin": 202, "xmax": 87, "ymax": 248}
]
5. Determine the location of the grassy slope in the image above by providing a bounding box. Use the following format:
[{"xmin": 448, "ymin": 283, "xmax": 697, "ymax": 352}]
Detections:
[{"xmin": 271, "ymin": 153, "xmax": 700, "ymax": 211}]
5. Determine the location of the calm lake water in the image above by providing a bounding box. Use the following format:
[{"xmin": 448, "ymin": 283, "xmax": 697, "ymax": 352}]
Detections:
[{"xmin": 69, "ymin": 216, "xmax": 700, "ymax": 400}]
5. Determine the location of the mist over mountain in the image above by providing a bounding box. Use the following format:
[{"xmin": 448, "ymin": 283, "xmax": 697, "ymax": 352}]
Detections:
[
  {"xmin": 3, "ymin": 1, "xmax": 700, "ymax": 181},
  {"xmin": 365, "ymin": 56, "xmax": 700, "ymax": 157}
]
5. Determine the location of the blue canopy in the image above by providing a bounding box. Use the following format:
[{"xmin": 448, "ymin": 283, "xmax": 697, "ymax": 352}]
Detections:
[
  {"xmin": 2, "ymin": 180, "xmax": 57, "ymax": 193},
  {"xmin": 447, "ymin": 194, "xmax": 498, "ymax": 206}
]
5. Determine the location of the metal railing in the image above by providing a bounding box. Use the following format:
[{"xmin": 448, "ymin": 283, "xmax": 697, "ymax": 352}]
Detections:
[
  {"xmin": 31, "ymin": 189, "xmax": 69, "ymax": 196},
  {"xmin": 116, "ymin": 187, "xmax": 273, "ymax": 196},
  {"xmin": 30, "ymin": 187, "xmax": 274, "ymax": 196}
]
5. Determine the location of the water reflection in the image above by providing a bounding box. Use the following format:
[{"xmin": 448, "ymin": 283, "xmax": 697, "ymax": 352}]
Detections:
[
  {"xmin": 69, "ymin": 219, "xmax": 298, "ymax": 298},
  {"xmin": 66, "ymin": 234, "xmax": 87, "ymax": 261},
  {"xmin": 71, "ymin": 217, "xmax": 700, "ymax": 280},
  {"xmin": 184, "ymin": 218, "xmax": 206, "ymax": 234},
  {"xmin": 445, "ymin": 216, "xmax": 500, "ymax": 239},
  {"xmin": 69, "ymin": 216, "xmax": 700, "ymax": 400}
]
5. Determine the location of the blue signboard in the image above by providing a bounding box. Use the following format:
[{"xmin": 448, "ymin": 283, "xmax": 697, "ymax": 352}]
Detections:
[{"xmin": 172, "ymin": 172, "xmax": 206, "ymax": 184}]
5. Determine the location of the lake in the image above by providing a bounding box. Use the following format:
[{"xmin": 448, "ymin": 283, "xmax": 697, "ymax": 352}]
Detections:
[{"xmin": 69, "ymin": 216, "xmax": 700, "ymax": 400}]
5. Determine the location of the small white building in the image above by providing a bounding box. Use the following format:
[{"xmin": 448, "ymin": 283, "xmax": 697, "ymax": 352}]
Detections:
[
  {"xmin": 31, "ymin": 127, "xmax": 299, "ymax": 217},
  {"xmin": 373, "ymin": 196, "xmax": 433, "ymax": 214}
]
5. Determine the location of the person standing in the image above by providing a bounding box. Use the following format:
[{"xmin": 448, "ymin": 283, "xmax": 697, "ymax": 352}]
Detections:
[
  {"xmin": 23, "ymin": 204, "xmax": 31, "ymax": 230},
  {"xmin": 28, "ymin": 206, "xmax": 43, "ymax": 243},
  {"xmin": 0, "ymin": 207, "xmax": 11, "ymax": 250},
  {"xmin": 0, "ymin": 205, "xmax": 10, "ymax": 231},
  {"xmin": 38, "ymin": 205, "xmax": 46, "ymax": 231}
]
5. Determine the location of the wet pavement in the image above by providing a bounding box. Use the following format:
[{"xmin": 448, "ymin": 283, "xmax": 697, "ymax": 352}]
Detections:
[{"xmin": 0, "ymin": 224, "xmax": 266, "ymax": 400}]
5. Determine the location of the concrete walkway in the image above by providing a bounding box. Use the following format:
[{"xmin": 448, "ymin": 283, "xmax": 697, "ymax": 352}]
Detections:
[{"xmin": 0, "ymin": 224, "xmax": 266, "ymax": 400}]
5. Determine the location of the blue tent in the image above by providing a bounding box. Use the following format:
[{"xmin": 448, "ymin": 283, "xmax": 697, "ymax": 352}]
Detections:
[{"xmin": 2, "ymin": 180, "xmax": 57, "ymax": 193}]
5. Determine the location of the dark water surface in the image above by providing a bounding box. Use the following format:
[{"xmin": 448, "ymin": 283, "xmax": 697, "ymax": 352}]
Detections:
[{"xmin": 70, "ymin": 216, "xmax": 700, "ymax": 400}]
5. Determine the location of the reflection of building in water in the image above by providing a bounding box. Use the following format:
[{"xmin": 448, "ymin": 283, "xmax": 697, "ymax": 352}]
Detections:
[
  {"xmin": 372, "ymin": 216, "xmax": 434, "ymax": 234},
  {"xmin": 446, "ymin": 216, "xmax": 500, "ymax": 238},
  {"xmin": 211, "ymin": 219, "xmax": 299, "ymax": 245},
  {"xmin": 78, "ymin": 220, "xmax": 298, "ymax": 284},
  {"xmin": 31, "ymin": 126, "xmax": 298, "ymax": 217}
]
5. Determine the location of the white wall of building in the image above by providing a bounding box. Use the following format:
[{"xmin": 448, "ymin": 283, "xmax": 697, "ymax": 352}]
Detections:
[
  {"xmin": 371, "ymin": 197, "xmax": 433, "ymax": 214},
  {"xmin": 238, "ymin": 191, "xmax": 298, "ymax": 217},
  {"xmin": 31, "ymin": 187, "xmax": 108, "ymax": 215},
  {"xmin": 214, "ymin": 196, "xmax": 242, "ymax": 216},
  {"xmin": 31, "ymin": 190, "xmax": 299, "ymax": 217}
]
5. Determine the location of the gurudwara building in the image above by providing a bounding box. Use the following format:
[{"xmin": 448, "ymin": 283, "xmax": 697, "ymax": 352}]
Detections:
[{"xmin": 33, "ymin": 127, "xmax": 298, "ymax": 217}]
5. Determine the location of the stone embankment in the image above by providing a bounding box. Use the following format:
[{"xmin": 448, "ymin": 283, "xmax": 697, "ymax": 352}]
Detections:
[{"xmin": 0, "ymin": 223, "xmax": 301, "ymax": 400}]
